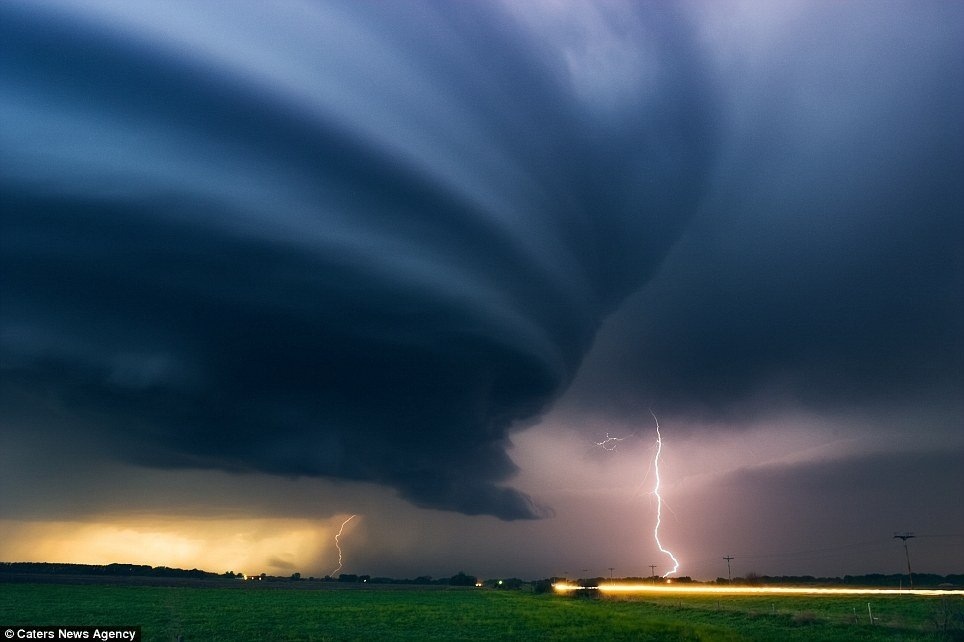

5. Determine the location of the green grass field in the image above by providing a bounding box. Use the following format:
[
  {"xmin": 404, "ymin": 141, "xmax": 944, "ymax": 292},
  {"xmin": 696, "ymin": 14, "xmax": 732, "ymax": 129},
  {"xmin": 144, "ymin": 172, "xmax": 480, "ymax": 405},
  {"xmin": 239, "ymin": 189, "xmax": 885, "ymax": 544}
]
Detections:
[{"xmin": 2, "ymin": 583, "xmax": 961, "ymax": 641}]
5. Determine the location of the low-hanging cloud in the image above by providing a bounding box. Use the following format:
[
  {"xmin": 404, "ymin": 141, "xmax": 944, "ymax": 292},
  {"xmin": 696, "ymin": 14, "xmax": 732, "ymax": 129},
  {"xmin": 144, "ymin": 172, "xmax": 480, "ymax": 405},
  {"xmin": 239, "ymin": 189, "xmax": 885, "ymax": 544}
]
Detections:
[{"xmin": 0, "ymin": 1, "xmax": 719, "ymax": 518}]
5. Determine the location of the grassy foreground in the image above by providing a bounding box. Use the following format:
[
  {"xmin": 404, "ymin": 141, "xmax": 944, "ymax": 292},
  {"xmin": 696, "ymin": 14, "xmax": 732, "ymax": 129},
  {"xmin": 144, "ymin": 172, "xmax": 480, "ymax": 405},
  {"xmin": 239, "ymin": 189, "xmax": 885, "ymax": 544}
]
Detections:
[{"xmin": 1, "ymin": 582, "xmax": 961, "ymax": 641}]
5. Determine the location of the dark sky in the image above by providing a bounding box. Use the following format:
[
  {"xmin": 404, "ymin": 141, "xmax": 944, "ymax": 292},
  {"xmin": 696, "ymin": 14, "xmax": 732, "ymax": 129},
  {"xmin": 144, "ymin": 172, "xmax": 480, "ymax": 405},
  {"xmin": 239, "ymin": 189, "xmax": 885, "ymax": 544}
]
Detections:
[{"xmin": 1, "ymin": 0, "xmax": 961, "ymax": 580}]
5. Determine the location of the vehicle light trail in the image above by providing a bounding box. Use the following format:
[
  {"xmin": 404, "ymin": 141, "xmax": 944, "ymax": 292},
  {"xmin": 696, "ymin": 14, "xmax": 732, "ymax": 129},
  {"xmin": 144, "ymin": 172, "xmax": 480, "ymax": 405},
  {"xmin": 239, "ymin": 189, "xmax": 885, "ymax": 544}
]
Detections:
[
  {"xmin": 651, "ymin": 411, "xmax": 679, "ymax": 577},
  {"xmin": 330, "ymin": 514, "xmax": 357, "ymax": 576},
  {"xmin": 551, "ymin": 582, "xmax": 964, "ymax": 596}
]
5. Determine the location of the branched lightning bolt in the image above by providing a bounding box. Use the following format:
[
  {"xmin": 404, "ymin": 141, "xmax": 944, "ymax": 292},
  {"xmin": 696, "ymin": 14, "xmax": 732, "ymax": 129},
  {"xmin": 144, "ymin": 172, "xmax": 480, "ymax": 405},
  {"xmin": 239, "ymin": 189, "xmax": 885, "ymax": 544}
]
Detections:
[
  {"xmin": 331, "ymin": 514, "xmax": 357, "ymax": 576},
  {"xmin": 594, "ymin": 432, "xmax": 626, "ymax": 451},
  {"xmin": 651, "ymin": 411, "xmax": 679, "ymax": 577}
]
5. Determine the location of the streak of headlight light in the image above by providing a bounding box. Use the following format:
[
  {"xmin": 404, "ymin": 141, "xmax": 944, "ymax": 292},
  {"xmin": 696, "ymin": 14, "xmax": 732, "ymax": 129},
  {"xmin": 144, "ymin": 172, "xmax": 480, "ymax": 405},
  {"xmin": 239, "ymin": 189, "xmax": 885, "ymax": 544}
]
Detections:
[{"xmin": 551, "ymin": 583, "xmax": 964, "ymax": 596}]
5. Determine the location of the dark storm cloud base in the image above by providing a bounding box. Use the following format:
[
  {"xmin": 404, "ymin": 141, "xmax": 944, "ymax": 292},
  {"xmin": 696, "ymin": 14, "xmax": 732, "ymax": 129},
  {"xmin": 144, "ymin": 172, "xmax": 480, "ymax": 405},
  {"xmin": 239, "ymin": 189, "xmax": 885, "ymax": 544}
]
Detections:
[{"xmin": 0, "ymin": 2, "xmax": 717, "ymax": 519}]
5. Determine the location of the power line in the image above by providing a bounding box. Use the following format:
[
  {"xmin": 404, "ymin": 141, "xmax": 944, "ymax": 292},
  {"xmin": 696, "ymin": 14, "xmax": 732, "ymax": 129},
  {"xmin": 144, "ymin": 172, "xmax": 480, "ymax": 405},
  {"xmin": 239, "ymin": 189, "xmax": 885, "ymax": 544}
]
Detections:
[
  {"xmin": 687, "ymin": 538, "xmax": 891, "ymax": 565},
  {"xmin": 681, "ymin": 532, "xmax": 954, "ymax": 573}
]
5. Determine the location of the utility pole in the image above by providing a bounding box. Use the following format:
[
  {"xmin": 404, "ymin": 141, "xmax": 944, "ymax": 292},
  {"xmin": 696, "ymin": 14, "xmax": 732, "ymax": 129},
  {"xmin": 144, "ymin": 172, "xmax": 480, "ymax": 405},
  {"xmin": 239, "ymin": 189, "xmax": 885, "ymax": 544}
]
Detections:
[
  {"xmin": 608, "ymin": 567, "xmax": 615, "ymax": 580},
  {"xmin": 649, "ymin": 564, "xmax": 657, "ymax": 583},
  {"xmin": 893, "ymin": 533, "xmax": 915, "ymax": 588},
  {"xmin": 723, "ymin": 556, "xmax": 734, "ymax": 583}
]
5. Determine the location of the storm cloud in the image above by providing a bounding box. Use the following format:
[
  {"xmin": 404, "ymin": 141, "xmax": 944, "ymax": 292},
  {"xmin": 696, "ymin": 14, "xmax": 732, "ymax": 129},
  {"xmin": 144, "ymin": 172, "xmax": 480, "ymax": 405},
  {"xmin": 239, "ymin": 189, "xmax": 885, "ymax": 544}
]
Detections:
[
  {"xmin": 1, "ymin": 1, "xmax": 719, "ymax": 519},
  {"xmin": 563, "ymin": 0, "xmax": 963, "ymax": 425}
]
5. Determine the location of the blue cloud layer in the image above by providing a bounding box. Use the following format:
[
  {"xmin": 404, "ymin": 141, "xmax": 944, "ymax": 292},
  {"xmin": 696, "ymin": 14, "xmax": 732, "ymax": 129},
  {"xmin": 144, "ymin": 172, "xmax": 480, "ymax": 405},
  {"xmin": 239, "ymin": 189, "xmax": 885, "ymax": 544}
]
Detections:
[{"xmin": 0, "ymin": 1, "xmax": 718, "ymax": 518}]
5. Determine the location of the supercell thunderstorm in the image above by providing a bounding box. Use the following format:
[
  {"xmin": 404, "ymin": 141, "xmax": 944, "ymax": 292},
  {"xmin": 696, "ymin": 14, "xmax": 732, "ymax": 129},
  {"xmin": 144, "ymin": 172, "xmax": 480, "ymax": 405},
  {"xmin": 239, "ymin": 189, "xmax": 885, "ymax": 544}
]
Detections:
[{"xmin": 0, "ymin": 1, "xmax": 718, "ymax": 519}]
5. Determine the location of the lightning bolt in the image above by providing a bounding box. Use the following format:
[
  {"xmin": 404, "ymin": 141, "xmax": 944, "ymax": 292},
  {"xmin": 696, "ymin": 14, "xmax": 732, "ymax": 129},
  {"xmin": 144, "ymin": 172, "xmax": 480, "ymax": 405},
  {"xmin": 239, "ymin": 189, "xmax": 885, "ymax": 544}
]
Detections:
[
  {"xmin": 594, "ymin": 432, "xmax": 626, "ymax": 451},
  {"xmin": 331, "ymin": 514, "xmax": 357, "ymax": 576},
  {"xmin": 651, "ymin": 411, "xmax": 679, "ymax": 577}
]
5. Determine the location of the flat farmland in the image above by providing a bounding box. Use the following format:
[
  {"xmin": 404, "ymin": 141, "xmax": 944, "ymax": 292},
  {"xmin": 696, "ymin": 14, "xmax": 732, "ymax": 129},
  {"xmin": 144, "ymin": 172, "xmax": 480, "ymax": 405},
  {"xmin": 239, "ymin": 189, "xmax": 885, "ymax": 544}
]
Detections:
[{"xmin": 1, "ymin": 581, "xmax": 961, "ymax": 641}]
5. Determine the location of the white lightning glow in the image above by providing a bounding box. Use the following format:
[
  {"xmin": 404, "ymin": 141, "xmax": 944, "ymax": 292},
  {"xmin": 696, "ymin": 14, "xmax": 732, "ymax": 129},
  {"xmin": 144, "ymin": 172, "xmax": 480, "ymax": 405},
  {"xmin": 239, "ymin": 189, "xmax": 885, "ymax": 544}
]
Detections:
[
  {"xmin": 651, "ymin": 412, "xmax": 679, "ymax": 577},
  {"xmin": 594, "ymin": 432, "xmax": 626, "ymax": 451},
  {"xmin": 330, "ymin": 514, "xmax": 357, "ymax": 576}
]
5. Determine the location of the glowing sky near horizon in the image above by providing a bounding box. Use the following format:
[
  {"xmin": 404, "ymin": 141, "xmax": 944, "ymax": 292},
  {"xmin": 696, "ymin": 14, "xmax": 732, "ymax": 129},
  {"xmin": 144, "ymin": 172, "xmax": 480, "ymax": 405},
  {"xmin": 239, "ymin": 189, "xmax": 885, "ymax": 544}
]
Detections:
[{"xmin": 1, "ymin": 0, "xmax": 961, "ymax": 580}]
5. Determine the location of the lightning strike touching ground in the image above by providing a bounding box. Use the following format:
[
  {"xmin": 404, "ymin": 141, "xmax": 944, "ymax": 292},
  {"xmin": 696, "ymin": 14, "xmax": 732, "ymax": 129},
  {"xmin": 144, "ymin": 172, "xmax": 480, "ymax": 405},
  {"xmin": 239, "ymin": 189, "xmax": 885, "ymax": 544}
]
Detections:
[
  {"xmin": 330, "ymin": 514, "xmax": 357, "ymax": 576},
  {"xmin": 651, "ymin": 412, "xmax": 680, "ymax": 577}
]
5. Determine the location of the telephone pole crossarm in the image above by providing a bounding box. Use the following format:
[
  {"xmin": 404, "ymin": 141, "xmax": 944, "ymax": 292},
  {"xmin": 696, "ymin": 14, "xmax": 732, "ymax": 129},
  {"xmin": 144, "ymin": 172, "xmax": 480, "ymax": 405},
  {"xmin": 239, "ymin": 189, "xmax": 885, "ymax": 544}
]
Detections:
[{"xmin": 893, "ymin": 533, "xmax": 915, "ymax": 588}]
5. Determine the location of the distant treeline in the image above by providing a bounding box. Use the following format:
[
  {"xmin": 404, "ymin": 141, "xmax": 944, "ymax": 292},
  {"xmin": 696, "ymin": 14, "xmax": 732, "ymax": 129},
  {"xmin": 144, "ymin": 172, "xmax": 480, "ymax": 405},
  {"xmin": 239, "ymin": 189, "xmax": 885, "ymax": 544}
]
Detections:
[
  {"xmin": 0, "ymin": 563, "xmax": 486, "ymax": 586},
  {"xmin": 326, "ymin": 572, "xmax": 484, "ymax": 586},
  {"xmin": 2, "ymin": 563, "xmax": 960, "ymax": 588},
  {"xmin": 0, "ymin": 562, "xmax": 226, "ymax": 579}
]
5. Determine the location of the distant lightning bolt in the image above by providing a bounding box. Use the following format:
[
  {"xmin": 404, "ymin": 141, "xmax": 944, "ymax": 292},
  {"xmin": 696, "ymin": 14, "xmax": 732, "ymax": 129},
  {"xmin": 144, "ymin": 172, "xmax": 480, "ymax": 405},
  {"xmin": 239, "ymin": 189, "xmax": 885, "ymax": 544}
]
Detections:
[
  {"xmin": 331, "ymin": 514, "xmax": 357, "ymax": 576},
  {"xmin": 594, "ymin": 432, "xmax": 626, "ymax": 451},
  {"xmin": 651, "ymin": 411, "xmax": 680, "ymax": 577}
]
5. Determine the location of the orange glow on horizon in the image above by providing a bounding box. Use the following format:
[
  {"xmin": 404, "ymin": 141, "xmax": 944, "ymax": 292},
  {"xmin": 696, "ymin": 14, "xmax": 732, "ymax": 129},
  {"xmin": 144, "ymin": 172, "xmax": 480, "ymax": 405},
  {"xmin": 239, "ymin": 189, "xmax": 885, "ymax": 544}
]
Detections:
[
  {"xmin": 0, "ymin": 517, "xmax": 351, "ymax": 576},
  {"xmin": 552, "ymin": 582, "xmax": 964, "ymax": 597}
]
